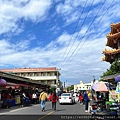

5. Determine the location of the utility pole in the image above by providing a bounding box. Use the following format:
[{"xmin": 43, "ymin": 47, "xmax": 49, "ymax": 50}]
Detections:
[
  {"xmin": 93, "ymin": 76, "xmax": 95, "ymax": 83},
  {"xmin": 64, "ymin": 82, "xmax": 65, "ymax": 88}
]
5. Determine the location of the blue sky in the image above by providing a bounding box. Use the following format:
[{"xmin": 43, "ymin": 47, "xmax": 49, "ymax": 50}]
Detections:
[{"xmin": 0, "ymin": 0, "xmax": 120, "ymax": 86}]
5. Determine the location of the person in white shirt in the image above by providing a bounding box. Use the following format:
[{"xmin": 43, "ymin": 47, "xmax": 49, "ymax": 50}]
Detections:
[{"xmin": 32, "ymin": 92, "xmax": 37, "ymax": 104}]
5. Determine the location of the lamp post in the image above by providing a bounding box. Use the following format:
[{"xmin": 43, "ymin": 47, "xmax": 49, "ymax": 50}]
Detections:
[
  {"xmin": 93, "ymin": 76, "xmax": 96, "ymax": 84},
  {"xmin": 56, "ymin": 68, "xmax": 61, "ymax": 93}
]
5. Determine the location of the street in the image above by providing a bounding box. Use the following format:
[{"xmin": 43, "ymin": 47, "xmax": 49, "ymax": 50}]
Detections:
[{"xmin": 0, "ymin": 101, "xmax": 90, "ymax": 120}]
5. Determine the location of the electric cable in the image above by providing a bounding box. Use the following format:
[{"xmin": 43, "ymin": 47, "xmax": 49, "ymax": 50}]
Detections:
[
  {"xmin": 61, "ymin": 0, "xmax": 115, "ymax": 67},
  {"xmin": 58, "ymin": 0, "xmax": 88, "ymax": 67}
]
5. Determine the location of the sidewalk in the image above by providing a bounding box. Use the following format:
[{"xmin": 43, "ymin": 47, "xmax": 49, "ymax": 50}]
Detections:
[{"xmin": 0, "ymin": 104, "xmax": 34, "ymax": 114}]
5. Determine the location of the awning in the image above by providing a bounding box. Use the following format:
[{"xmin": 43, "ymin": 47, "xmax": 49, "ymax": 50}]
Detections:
[
  {"xmin": 4, "ymin": 82, "xmax": 19, "ymax": 89},
  {"xmin": 102, "ymin": 73, "xmax": 120, "ymax": 80},
  {"xmin": 18, "ymin": 84, "xmax": 29, "ymax": 87}
]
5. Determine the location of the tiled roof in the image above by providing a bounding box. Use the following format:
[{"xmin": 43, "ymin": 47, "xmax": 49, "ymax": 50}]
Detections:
[
  {"xmin": 111, "ymin": 22, "xmax": 120, "ymax": 28},
  {"xmin": 106, "ymin": 32, "xmax": 120, "ymax": 39},
  {"xmin": 0, "ymin": 67, "xmax": 57, "ymax": 72},
  {"xmin": 102, "ymin": 48, "xmax": 120, "ymax": 55}
]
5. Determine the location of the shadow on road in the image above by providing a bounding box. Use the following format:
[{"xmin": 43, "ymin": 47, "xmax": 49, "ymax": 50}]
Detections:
[{"xmin": 56, "ymin": 109, "xmax": 66, "ymax": 112}]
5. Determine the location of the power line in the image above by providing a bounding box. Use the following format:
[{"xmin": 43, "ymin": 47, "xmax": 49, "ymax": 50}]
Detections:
[
  {"xmin": 62, "ymin": 0, "xmax": 115, "ymax": 67},
  {"xmin": 60, "ymin": 0, "xmax": 95, "ymax": 67},
  {"xmin": 58, "ymin": 0, "xmax": 88, "ymax": 67}
]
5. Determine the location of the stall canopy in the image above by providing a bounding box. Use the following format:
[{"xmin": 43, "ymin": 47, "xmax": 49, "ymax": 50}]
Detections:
[
  {"xmin": 91, "ymin": 82, "xmax": 112, "ymax": 92},
  {"xmin": 0, "ymin": 78, "xmax": 7, "ymax": 86},
  {"xmin": 4, "ymin": 82, "xmax": 19, "ymax": 89},
  {"xmin": 115, "ymin": 75, "xmax": 120, "ymax": 82}
]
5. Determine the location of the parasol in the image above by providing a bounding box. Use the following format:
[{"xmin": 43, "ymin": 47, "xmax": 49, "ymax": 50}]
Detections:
[
  {"xmin": 0, "ymin": 78, "xmax": 7, "ymax": 86},
  {"xmin": 115, "ymin": 75, "xmax": 120, "ymax": 82},
  {"xmin": 91, "ymin": 82, "xmax": 109, "ymax": 92}
]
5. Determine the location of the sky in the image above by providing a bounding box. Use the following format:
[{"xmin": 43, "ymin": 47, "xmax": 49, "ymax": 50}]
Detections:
[{"xmin": 0, "ymin": 0, "xmax": 120, "ymax": 86}]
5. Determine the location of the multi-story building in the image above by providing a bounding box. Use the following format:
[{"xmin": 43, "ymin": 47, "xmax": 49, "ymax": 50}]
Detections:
[
  {"xmin": 0, "ymin": 67, "xmax": 61, "ymax": 88},
  {"xmin": 74, "ymin": 81, "xmax": 96, "ymax": 92},
  {"xmin": 74, "ymin": 80, "xmax": 98, "ymax": 92},
  {"xmin": 102, "ymin": 22, "xmax": 120, "ymax": 63}
]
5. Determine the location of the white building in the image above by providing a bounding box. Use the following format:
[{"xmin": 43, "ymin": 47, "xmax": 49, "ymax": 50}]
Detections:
[
  {"xmin": 74, "ymin": 81, "xmax": 97, "ymax": 92},
  {"xmin": 0, "ymin": 67, "xmax": 61, "ymax": 88}
]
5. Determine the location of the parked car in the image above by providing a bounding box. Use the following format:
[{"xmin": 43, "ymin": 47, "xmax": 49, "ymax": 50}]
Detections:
[{"xmin": 59, "ymin": 93, "xmax": 75, "ymax": 104}]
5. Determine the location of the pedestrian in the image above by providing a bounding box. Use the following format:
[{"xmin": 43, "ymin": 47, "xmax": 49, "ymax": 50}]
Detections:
[
  {"xmin": 39, "ymin": 90, "xmax": 48, "ymax": 112},
  {"xmin": 20, "ymin": 92, "xmax": 26, "ymax": 107},
  {"xmin": 32, "ymin": 92, "xmax": 37, "ymax": 104},
  {"xmin": 83, "ymin": 91, "xmax": 90, "ymax": 112},
  {"xmin": 78, "ymin": 93, "xmax": 83, "ymax": 104},
  {"xmin": 48, "ymin": 92, "xmax": 58, "ymax": 111}
]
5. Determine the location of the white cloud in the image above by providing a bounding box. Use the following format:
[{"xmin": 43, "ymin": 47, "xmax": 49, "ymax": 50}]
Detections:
[
  {"xmin": 0, "ymin": 0, "xmax": 119, "ymax": 85},
  {"xmin": 0, "ymin": 0, "xmax": 52, "ymax": 34}
]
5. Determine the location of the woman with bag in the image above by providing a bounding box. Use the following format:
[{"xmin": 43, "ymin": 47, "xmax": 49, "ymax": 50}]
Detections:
[{"xmin": 48, "ymin": 92, "xmax": 58, "ymax": 111}]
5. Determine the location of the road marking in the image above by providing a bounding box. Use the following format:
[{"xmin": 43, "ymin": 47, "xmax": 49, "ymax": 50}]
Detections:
[{"xmin": 38, "ymin": 111, "xmax": 55, "ymax": 120}]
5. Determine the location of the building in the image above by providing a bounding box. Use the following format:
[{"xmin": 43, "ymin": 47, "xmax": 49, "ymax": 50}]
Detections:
[
  {"xmin": 102, "ymin": 22, "xmax": 120, "ymax": 63},
  {"xmin": 0, "ymin": 67, "xmax": 61, "ymax": 88},
  {"xmin": 0, "ymin": 71, "xmax": 50, "ymax": 90},
  {"xmin": 74, "ymin": 81, "xmax": 96, "ymax": 92}
]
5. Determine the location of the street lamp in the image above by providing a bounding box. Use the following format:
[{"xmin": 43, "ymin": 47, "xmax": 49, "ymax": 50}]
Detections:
[
  {"xmin": 93, "ymin": 76, "xmax": 96, "ymax": 83},
  {"xmin": 56, "ymin": 68, "xmax": 61, "ymax": 88}
]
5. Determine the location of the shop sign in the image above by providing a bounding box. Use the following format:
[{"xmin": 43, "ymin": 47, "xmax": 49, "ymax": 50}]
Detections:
[
  {"xmin": 116, "ymin": 82, "xmax": 120, "ymax": 93},
  {"xmin": 109, "ymin": 90, "xmax": 118, "ymax": 102}
]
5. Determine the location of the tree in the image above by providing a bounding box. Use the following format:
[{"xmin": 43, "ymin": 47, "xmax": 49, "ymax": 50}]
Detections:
[
  {"xmin": 101, "ymin": 59, "xmax": 120, "ymax": 78},
  {"xmin": 67, "ymin": 85, "xmax": 74, "ymax": 91}
]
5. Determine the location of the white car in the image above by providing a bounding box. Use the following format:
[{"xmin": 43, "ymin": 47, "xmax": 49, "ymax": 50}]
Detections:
[{"xmin": 59, "ymin": 93, "xmax": 75, "ymax": 104}]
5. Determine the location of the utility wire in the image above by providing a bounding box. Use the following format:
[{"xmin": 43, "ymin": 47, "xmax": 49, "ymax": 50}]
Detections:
[
  {"xmin": 60, "ymin": 0, "xmax": 95, "ymax": 67},
  {"xmin": 59, "ymin": 0, "xmax": 95, "ymax": 67},
  {"xmin": 58, "ymin": 0, "xmax": 88, "ymax": 67},
  {"xmin": 62, "ymin": 0, "xmax": 115, "ymax": 67}
]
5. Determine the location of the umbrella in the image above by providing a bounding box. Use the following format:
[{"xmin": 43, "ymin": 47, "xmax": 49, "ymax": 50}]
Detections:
[
  {"xmin": 0, "ymin": 78, "xmax": 7, "ymax": 86},
  {"xmin": 115, "ymin": 75, "xmax": 120, "ymax": 82},
  {"xmin": 91, "ymin": 82, "xmax": 109, "ymax": 92}
]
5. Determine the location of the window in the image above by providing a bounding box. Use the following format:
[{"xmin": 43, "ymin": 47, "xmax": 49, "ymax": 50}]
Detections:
[
  {"xmin": 47, "ymin": 72, "xmax": 50, "ymax": 76},
  {"xmin": 28, "ymin": 73, "xmax": 30, "ymax": 76},
  {"xmin": 51, "ymin": 80, "xmax": 55, "ymax": 84},
  {"xmin": 35, "ymin": 73, "xmax": 38, "ymax": 76},
  {"xmin": 47, "ymin": 81, "xmax": 50, "ymax": 84},
  {"xmin": 30, "ymin": 73, "xmax": 34, "ymax": 76},
  {"xmin": 41, "ymin": 72, "xmax": 44, "ymax": 76},
  {"xmin": 43, "ymin": 72, "xmax": 47, "ymax": 76},
  {"xmin": 51, "ymin": 72, "xmax": 55, "ymax": 76},
  {"xmin": 38, "ymin": 72, "xmax": 41, "ymax": 76},
  {"xmin": 24, "ymin": 73, "xmax": 28, "ymax": 77}
]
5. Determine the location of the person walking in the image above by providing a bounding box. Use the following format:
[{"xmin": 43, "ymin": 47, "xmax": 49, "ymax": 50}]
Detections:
[
  {"xmin": 48, "ymin": 92, "xmax": 58, "ymax": 111},
  {"xmin": 20, "ymin": 92, "xmax": 26, "ymax": 107},
  {"xmin": 32, "ymin": 92, "xmax": 37, "ymax": 104},
  {"xmin": 39, "ymin": 90, "xmax": 48, "ymax": 112},
  {"xmin": 83, "ymin": 91, "xmax": 90, "ymax": 112},
  {"xmin": 78, "ymin": 92, "xmax": 83, "ymax": 104}
]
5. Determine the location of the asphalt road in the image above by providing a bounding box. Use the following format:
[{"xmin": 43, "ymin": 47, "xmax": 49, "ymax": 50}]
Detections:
[{"xmin": 0, "ymin": 101, "xmax": 90, "ymax": 120}]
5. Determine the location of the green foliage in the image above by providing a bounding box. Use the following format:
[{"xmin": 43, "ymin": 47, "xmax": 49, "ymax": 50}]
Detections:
[
  {"xmin": 67, "ymin": 85, "xmax": 74, "ymax": 91},
  {"xmin": 101, "ymin": 59, "xmax": 120, "ymax": 78},
  {"xmin": 49, "ymin": 86, "xmax": 56, "ymax": 93}
]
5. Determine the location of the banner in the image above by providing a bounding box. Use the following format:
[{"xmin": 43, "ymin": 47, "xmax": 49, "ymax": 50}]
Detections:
[
  {"xmin": 109, "ymin": 90, "xmax": 118, "ymax": 102},
  {"xmin": 116, "ymin": 82, "xmax": 120, "ymax": 93}
]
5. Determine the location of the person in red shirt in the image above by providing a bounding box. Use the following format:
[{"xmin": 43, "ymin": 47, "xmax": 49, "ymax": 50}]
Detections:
[
  {"xmin": 48, "ymin": 92, "xmax": 58, "ymax": 111},
  {"xmin": 78, "ymin": 93, "xmax": 83, "ymax": 104}
]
